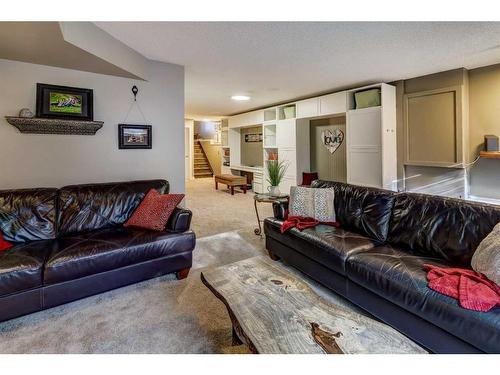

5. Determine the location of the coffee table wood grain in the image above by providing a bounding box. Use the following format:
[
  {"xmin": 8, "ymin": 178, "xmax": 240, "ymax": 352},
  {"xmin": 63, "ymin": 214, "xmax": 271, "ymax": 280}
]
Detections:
[{"xmin": 201, "ymin": 256, "xmax": 427, "ymax": 354}]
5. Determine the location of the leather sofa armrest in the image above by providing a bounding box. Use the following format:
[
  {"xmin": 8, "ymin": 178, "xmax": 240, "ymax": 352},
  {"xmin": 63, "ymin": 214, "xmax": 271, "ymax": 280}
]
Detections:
[
  {"xmin": 272, "ymin": 200, "xmax": 289, "ymax": 221},
  {"xmin": 166, "ymin": 207, "xmax": 193, "ymax": 232}
]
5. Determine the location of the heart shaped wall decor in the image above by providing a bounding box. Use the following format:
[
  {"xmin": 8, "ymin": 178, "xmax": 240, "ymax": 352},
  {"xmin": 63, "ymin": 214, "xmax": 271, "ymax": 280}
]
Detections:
[{"xmin": 321, "ymin": 129, "xmax": 344, "ymax": 154}]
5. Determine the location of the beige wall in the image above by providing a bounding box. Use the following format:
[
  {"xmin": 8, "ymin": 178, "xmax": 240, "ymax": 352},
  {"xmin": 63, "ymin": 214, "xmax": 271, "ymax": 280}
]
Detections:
[
  {"xmin": 469, "ymin": 64, "xmax": 500, "ymax": 198},
  {"xmin": 469, "ymin": 64, "xmax": 500, "ymax": 159},
  {"xmin": 0, "ymin": 58, "xmax": 185, "ymax": 192},
  {"xmin": 240, "ymin": 126, "xmax": 263, "ymax": 167},
  {"xmin": 394, "ymin": 68, "xmax": 468, "ymax": 198},
  {"xmin": 310, "ymin": 116, "xmax": 346, "ymax": 182},
  {"xmin": 395, "ymin": 64, "xmax": 500, "ymax": 199}
]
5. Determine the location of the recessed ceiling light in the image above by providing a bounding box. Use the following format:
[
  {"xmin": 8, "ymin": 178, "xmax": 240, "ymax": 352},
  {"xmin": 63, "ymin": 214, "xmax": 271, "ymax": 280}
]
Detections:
[{"xmin": 231, "ymin": 95, "xmax": 250, "ymax": 101}]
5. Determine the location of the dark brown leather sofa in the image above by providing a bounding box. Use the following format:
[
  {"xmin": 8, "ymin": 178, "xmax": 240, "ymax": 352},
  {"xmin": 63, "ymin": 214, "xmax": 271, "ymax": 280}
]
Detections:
[
  {"xmin": 265, "ymin": 180, "xmax": 500, "ymax": 354},
  {"xmin": 0, "ymin": 179, "xmax": 195, "ymax": 322}
]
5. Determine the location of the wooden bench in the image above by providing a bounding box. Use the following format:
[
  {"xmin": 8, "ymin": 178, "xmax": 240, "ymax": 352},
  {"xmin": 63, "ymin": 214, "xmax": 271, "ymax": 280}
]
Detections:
[{"xmin": 215, "ymin": 174, "xmax": 247, "ymax": 195}]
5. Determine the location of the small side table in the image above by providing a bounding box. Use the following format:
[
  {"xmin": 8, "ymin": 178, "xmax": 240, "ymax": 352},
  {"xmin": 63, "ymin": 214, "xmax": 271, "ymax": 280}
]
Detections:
[{"xmin": 253, "ymin": 193, "xmax": 289, "ymax": 236}]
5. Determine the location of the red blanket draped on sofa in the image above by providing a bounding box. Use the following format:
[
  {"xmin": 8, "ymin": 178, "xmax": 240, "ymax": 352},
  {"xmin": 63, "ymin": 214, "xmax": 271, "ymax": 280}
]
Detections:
[
  {"xmin": 280, "ymin": 216, "xmax": 340, "ymax": 233},
  {"xmin": 423, "ymin": 264, "xmax": 500, "ymax": 312}
]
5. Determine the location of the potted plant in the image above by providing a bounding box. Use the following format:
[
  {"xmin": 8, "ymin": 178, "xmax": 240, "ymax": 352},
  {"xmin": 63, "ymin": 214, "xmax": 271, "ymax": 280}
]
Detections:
[{"xmin": 266, "ymin": 160, "xmax": 288, "ymax": 196}]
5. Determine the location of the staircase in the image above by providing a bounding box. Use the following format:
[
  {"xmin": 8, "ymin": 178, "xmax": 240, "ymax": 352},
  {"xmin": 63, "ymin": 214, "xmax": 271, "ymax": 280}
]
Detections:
[{"xmin": 194, "ymin": 141, "xmax": 213, "ymax": 178}]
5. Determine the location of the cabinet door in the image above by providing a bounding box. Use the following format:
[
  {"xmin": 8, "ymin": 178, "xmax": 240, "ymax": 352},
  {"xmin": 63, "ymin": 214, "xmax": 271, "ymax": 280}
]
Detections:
[
  {"xmin": 279, "ymin": 148, "xmax": 297, "ymax": 180},
  {"xmin": 347, "ymin": 107, "xmax": 382, "ymax": 188},
  {"xmin": 296, "ymin": 98, "xmax": 319, "ymax": 118},
  {"xmin": 319, "ymin": 92, "xmax": 347, "ymax": 116},
  {"xmin": 276, "ymin": 119, "xmax": 296, "ymax": 148},
  {"xmin": 279, "ymin": 176, "xmax": 296, "ymax": 195},
  {"xmin": 347, "ymin": 149, "xmax": 382, "ymax": 188}
]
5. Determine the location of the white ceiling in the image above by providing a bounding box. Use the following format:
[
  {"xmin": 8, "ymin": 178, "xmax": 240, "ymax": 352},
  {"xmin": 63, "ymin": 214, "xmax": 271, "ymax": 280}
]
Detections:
[{"xmin": 95, "ymin": 22, "xmax": 500, "ymax": 118}]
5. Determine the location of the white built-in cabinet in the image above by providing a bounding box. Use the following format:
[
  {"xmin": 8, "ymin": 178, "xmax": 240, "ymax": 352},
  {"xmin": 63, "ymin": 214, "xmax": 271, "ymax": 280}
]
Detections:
[
  {"xmin": 346, "ymin": 83, "xmax": 397, "ymax": 190},
  {"xmin": 319, "ymin": 92, "xmax": 346, "ymax": 116},
  {"xmin": 226, "ymin": 83, "xmax": 397, "ymax": 194}
]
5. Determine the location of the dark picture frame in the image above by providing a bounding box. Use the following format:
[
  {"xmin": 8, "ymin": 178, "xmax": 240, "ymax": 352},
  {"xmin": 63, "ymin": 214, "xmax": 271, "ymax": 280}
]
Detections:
[
  {"xmin": 36, "ymin": 83, "xmax": 94, "ymax": 121},
  {"xmin": 118, "ymin": 124, "xmax": 152, "ymax": 149}
]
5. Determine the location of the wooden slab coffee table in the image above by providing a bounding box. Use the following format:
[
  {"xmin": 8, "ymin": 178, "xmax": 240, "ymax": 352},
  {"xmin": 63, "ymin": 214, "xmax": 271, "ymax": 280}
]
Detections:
[{"xmin": 201, "ymin": 256, "xmax": 426, "ymax": 354}]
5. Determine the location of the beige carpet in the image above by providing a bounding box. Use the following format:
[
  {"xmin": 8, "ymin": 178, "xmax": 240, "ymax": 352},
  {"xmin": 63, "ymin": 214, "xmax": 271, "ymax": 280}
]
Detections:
[{"xmin": 186, "ymin": 177, "xmax": 273, "ymax": 240}]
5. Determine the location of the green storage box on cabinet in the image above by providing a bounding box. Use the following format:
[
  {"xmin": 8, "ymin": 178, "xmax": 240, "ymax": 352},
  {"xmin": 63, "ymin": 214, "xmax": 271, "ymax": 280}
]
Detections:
[{"xmin": 354, "ymin": 89, "xmax": 381, "ymax": 109}]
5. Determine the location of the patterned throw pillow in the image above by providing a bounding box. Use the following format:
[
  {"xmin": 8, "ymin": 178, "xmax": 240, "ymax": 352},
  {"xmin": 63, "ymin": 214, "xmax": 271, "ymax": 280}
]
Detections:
[
  {"xmin": 124, "ymin": 189, "xmax": 185, "ymax": 231},
  {"xmin": 289, "ymin": 186, "xmax": 336, "ymax": 222},
  {"xmin": 471, "ymin": 222, "xmax": 500, "ymax": 286}
]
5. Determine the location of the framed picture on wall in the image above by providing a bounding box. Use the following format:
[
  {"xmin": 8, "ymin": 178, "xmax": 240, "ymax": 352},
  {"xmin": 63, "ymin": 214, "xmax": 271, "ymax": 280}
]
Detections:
[
  {"xmin": 118, "ymin": 124, "xmax": 152, "ymax": 149},
  {"xmin": 244, "ymin": 133, "xmax": 263, "ymax": 142},
  {"xmin": 36, "ymin": 83, "xmax": 94, "ymax": 121}
]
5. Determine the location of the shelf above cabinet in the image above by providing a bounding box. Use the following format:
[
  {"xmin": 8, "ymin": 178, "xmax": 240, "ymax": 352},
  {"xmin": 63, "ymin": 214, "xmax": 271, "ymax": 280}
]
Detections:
[{"xmin": 5, "ymin": 116, "xmax": 103, "ymax": 135}]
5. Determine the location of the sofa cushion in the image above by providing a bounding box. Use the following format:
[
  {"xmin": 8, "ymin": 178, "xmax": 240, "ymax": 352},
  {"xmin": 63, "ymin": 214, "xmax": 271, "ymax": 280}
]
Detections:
[
  {"xmin": 0, "ymin": 188, "xmax": 58, "ymax": 242},
  {"xmin": 0, "ymin": 240, "xmax": 54, "ymax": 296},
  {"xmin": 346, "ymin": 246, "xmax": 500, "ymax": 353},
  {"xmin": 57, "ymin": 179, "xmax": 169, "ymax": 236},
  {"xmin": 388, "ymin": 193, "xmax": 500, "ymax": 265},
  {"xmin": 311, "ymin": 180, "xmax": 396, "ymax": 242},
  {"xmin": 265, "ymin": 217, "xmax": 376, "ymax": 275},
  {"xmin": 44, "ymin": 227, "xmax": 196, "ymax": 284}
]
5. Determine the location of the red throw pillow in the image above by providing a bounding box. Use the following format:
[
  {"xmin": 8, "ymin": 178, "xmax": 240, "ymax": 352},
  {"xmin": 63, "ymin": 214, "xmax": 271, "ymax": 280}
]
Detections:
[
  {"xmin": 0, "ymin": 232, "xmax": 13, "ymax": 252},
  {"xmin": 301, "ymin": 172, "xmax": 319, "ymax": 186},
  {"xmin": 124, "ymin": 189, "xmax": 185, "ymax": 231}
]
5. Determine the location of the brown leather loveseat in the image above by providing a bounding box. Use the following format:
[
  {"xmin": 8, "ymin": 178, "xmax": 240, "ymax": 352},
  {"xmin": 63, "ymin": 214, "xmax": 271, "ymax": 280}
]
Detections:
[{"xmin": 0, "ymin": 179, "xmax": 195, "ymax": 322}]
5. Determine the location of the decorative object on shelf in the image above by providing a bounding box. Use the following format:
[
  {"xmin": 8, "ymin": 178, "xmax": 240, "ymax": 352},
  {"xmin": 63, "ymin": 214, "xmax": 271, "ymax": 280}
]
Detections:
[
  {"xmin": 4, "ymin": 116, "xmax": 103, "ymax": 135},
  {"xmin": 18, "ymin": 108, "xmax": 34, "ymax": 118},
  {"xmin": 321, "ymin": 129, "xmax": 344, "ymax": 154},
  {"xmin": 118, "ymin": 124, "xmax": 152, "ymax": 149},
  {"xmin": 283, "ymin": 105, "xmax": 296, "ymax": 119},
  {"xmin": 484, "ymin": 135, "xmax": 499, "ymax": 152},
  {"xmin": 245, "ymin": 133, "xmax": 263, "ymax": 142},
  {"xmin": 354, "ymin": 88, "xmax": 381, "ymax": 109},
  {"xmin": 268, "ymin": 150, "xmax": 278, "ymax": 161},
  {"xmin": 266, "ymin": 160, "xmax": 288, "ymax": 196},
  {"xmin": 36, "ymin": 83, "xmax": 93, "ymax": 121}
]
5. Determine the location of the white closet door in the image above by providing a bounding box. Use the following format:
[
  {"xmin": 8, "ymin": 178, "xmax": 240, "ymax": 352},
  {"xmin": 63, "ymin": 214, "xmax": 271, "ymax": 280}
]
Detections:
[
  {"xmin": 276, "ymin": 119, "xmax": 296, "ymax": 149},
  {"xmin": 347, "ymin": 107, "xmax": 382, "ymax": 188}
]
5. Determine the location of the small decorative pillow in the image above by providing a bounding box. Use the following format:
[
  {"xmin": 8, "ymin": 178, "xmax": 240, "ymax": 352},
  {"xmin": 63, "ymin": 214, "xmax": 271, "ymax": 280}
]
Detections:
[
  {"xmin": 301, "ymin": 172, "xmax": 319, "ymax": 186},
  {"xmin": 289, "ymin": 186, "xmax": 335, "ymax": 222},
  {"xmin": 471, "ymin": 222, "xmax": 500, "ymax": 286},
  {"xmin": 124, "ymin": 189, "xmax": 185, "ymax": 231},
  {"xmin": 0, "ymin": 232, "xmax": 13, "ymax": 252}
]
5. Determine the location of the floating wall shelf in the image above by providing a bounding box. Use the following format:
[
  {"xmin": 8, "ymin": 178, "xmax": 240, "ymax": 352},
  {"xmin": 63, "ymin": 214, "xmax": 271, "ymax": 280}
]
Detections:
[
  {"xmin": 5, "ymin": 116, "xmax": 104, "ymax": 135},
  {"xmin": 479, "ymin": 151, "xmax": 500, "ymax": 159}
]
